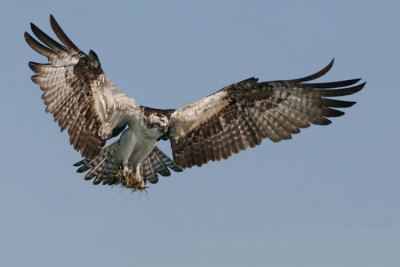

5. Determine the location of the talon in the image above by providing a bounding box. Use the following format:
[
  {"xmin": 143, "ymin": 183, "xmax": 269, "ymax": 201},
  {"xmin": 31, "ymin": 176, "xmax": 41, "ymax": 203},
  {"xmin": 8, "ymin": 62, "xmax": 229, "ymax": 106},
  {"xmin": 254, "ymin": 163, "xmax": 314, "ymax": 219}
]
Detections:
[{"xmin": 115, "ymin": 166, "xmax": 146, "ymax": 191}]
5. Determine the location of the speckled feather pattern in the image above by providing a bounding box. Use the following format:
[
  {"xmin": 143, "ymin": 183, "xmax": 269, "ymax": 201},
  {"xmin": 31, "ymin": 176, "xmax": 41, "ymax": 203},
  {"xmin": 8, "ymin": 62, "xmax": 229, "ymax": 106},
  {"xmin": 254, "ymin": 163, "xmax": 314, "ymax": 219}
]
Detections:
[
  {"xmin": 25, "ymin": 16, "xmax": 139, "ymax": 160},
  {"xmin": 26, "ymin": 15, "xmax": 365, "ymax": 191},
  {"xmin": 74, "ymin": 145, "xmax": 182, "ymax": 186},
  {"xmin": 169, "ymin": 62, "xmax": 365, "ymax": 168}
]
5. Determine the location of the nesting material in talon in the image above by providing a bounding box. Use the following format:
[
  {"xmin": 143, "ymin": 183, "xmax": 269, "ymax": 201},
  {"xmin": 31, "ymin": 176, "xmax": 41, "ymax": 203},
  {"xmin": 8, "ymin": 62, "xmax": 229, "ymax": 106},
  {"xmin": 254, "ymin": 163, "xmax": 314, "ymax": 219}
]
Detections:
[
  {"xmin": 115, "ymin": 166, "xmax": 147, "ymax": 191},
  {"xmin": 26, "ymin": 15, "xmax": 365, "ymax": 194}
]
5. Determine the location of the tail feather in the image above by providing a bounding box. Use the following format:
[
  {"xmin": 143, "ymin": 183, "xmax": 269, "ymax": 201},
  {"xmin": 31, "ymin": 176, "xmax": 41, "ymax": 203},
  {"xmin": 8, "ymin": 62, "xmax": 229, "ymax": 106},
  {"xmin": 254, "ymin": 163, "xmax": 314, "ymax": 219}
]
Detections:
[
  {"xmin": 84, "ymin": 156, "xmax": 108, "ymax": 180},
  {"xmin": 152, "ymin": 153, "xmax": 171, "ymax": 176},
  {"xmin": 153, "ymin": 146, "xmax": 183, "ymax": 173},
  {"xmin": 141, "ymin": 156, "xmax": 158, "ymax": 183},
  {"xmin": 74, "ymin": 141, "xmax": 122, "ymax": 185},
  {"xmin": 73, "ymin": 144, "xmax": 183, "ymax": 190},
  {"xmin": 139, "ymin": 146, "xmax": 183, "ymax": 184}
]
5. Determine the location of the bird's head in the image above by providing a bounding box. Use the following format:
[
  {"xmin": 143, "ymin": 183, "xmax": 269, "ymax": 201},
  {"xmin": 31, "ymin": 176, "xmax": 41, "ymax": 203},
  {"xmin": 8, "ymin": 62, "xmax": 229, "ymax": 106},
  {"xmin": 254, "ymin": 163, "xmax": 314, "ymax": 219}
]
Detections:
[{"xmin": 145, "ymin": 113, "xmax": 170, "ymax": 138}]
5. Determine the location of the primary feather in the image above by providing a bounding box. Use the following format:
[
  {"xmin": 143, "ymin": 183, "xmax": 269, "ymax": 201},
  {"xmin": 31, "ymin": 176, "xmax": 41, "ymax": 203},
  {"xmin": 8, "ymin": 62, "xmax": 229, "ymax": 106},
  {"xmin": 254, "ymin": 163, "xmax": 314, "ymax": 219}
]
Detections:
[{"xmin": 26, "ymin": 15, "xmax": 365, "ymax": 191}]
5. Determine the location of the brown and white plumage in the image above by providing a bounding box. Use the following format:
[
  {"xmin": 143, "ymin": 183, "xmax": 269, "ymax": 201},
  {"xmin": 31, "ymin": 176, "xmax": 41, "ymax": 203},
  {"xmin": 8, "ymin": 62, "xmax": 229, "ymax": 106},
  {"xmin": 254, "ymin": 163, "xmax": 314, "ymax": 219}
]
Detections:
[
  {"xmin": 26, "ymin": 15, "xmax": 365, "ymax": 191},
  {"xmin": 25, "ymin": 16, "xmax": 137, "ymax": 160},
  {"xmin": 25, "ymin": 15, "xmax": 182, "ymax": 190},
  {"xmin": 167, "ymin": 62, "xmax": 365, "ymax": 168}
]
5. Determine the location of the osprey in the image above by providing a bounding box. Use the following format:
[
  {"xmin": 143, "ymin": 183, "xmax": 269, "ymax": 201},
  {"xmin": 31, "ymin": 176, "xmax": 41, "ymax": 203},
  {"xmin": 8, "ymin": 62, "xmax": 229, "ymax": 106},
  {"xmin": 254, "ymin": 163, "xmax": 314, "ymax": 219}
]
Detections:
[{"xmin": 25, "ymin": 15, "xmax": 365, "ymax": 191}]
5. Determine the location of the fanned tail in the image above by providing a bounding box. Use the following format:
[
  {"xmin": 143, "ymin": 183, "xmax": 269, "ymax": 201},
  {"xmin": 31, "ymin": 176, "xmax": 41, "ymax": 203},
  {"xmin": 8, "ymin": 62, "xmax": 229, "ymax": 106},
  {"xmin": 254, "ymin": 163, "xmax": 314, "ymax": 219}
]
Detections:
[
  {"xmin": 73, "ymin": 141, "xmax": 122, "ymax": 186},
  {"xmin": 140, "ymin": 146, "xmax": 183, "ymax": 184},
  {"xmin": 73, "ymin": 145, "xmax": 183, "ymax": 191}
]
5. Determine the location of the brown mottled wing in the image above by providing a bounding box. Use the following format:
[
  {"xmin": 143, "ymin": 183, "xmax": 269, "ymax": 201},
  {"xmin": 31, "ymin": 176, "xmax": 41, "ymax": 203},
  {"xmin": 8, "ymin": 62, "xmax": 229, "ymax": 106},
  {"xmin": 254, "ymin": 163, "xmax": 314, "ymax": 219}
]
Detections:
[
  {"xmin": 168, "ymin": 60, "xmax": 365, "ymax": 168},
  {"xmin": 25, "ymin": 15, "xmax": 136, "ymax": 159}
]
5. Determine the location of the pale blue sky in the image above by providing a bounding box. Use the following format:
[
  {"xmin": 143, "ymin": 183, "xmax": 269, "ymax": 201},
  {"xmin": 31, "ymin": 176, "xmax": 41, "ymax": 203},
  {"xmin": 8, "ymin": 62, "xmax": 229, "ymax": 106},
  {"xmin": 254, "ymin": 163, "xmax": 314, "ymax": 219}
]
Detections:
[{"xmin": 1, "ymin": 0, "xmax": 399, "ymax": 266}]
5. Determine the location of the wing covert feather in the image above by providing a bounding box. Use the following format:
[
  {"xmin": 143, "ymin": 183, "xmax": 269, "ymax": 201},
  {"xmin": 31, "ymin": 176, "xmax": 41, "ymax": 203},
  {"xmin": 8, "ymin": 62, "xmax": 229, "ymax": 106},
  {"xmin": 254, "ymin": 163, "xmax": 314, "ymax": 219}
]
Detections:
[
  {"xmin": 26, "ymin": 15, "xmax": 139, "ymax": 159},
  {"xmin": 168, "ymin": 60, "xmax": 365, "ymax": 168}
]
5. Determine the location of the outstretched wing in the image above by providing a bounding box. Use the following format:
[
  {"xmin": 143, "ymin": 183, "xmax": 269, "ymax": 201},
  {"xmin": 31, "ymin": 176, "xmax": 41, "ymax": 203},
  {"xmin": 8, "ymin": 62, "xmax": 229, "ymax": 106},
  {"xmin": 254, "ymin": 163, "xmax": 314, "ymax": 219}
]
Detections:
[
  {"xmin": 168, "ymin": 60, "xmax": 365, "ymax": 168},
  {"xmin": 25, "ymin": 15, "xmax": 139, "ymax": 160}
]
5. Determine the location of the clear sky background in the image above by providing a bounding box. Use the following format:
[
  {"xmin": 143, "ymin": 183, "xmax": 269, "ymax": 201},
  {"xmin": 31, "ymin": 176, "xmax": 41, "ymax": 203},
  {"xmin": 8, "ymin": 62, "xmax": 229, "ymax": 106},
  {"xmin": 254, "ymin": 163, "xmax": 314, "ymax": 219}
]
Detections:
[{"xmin": 1, "ymin": 0, "xmax": 399, "ymax": 266}]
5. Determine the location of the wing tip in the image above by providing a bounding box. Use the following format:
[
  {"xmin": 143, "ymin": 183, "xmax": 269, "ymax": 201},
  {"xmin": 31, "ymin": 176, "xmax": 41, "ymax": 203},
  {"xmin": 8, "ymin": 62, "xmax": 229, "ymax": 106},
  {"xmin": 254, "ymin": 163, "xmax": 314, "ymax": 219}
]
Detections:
[
  {"xmin": 293, "ymin": 58, "xmax": 335, "ymax": 83},
  {"xmin": 28, "ymin": 61, "xmax": 36, "ymax": 71},
  {"xmin": 357, "ymin": 81, "xmax": 367, "ymax": 91},
  {"xmin": 49, "ymin": 14, "xmax": 58, "ymax": 31},
  {"xmin": 23, "ymin": 31, "xmax": 31, "ymax": 42},
  {"xmin": 30, "ymin": 22, "xmax": 39, "ymax": 33},
  {"xmin": 343, "ymin": 101, "xmax": 357, "ymax": 108},
  {"xmin": 49, "ymin": 13, "xmax": 80, "ymax": 52}
]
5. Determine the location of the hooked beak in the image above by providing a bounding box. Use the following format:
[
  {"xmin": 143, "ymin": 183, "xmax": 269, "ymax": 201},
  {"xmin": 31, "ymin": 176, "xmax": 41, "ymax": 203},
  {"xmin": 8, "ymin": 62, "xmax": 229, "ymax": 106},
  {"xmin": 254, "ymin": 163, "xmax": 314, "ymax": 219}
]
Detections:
[{"xmin": 158, "ymin": 126, "xmax": 170, "ymax": 141}]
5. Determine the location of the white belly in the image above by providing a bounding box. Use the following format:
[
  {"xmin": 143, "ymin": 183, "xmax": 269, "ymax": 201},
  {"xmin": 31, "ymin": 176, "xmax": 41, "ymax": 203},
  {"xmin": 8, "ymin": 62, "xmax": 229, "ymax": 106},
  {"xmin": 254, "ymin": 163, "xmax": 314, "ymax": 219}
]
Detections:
[{"xmin": 118, "ymin": 127, "xmax": 157, "ymax": 169}]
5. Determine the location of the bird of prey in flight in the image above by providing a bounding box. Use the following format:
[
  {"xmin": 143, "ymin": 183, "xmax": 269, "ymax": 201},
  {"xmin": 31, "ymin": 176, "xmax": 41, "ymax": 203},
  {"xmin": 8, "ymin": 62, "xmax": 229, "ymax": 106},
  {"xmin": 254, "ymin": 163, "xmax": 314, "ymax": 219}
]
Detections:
[{"xmin": 25, "ymin": 15, "xmax": 365, "ymax": 191}]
